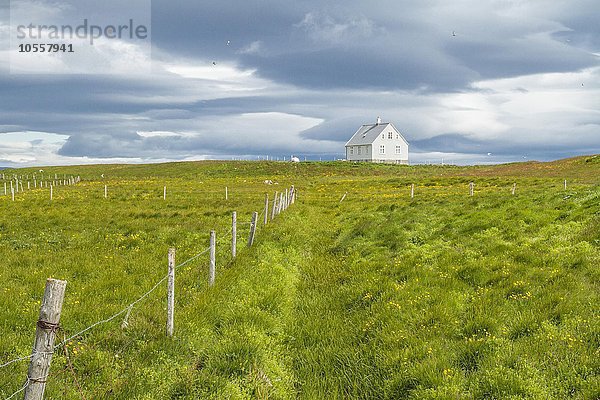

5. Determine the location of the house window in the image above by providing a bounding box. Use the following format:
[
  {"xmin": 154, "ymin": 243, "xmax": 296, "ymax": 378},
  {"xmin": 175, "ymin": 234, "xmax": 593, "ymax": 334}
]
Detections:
[
  {"xmin": 379, "ymin": 145, "xmax": 385, "ymax": 154},
  {"xmin": 395, "ymin": 145, "xmax": 402, "ymax": 154},
  {"xmin": 358, "ymin": 146, "xmax": 362, "ymax": 155},
  {"xmin": 349, "ymin": 147, "xmax": 354, "ymax": 155},
  {"xmin": 388, "ymin": 132, "xmax": 393, "ymax": 139},
  {"xmin": 381, "ymin": 133, "xmax": 385, "ymax": 139},
  {"xmin": 396, "ymin": 133, "xmax": 400, "ymax": 140}
]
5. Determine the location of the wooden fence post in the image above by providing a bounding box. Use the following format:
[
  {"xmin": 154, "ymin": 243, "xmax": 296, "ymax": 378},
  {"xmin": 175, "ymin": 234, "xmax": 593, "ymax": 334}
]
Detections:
[
  {"xmin": 411, "ymin": 183, "xmax": 415, "ymax": 199},
  {"xmin": 271, "ymin": 192, "xmax": 278, "ymax": 221},
  {"xmin": 209, "ymin": 231, "xmax": 216, "ymax": 286},
  {"xmin": 278, "ymin": 192, "xmax": 284, "ymax": 215},
  {"xmin": 167, "ymin": 248, "xmax": 175, "ymax": 337},
  {"xmin": 469, "ymin": 182, "xmax": 474, "ymax": 197},
  {"xmin": 163, "ymin": 186, "xmax": 167, "ymax": 201},
  {"xmin": 11, "ymin": 187, "xmax": 14, "ymax": 201},
  {"xmin": 511, "ymin": 183, "xmax": 516, "ymax": 195},
  {"xmin": 231, "ymin": 212, "xmax": 237, "ymax": 258},
  {"xmin": 104, "ymin": 185, "xmax": 108, "ymax": 199},
  {"xmin": 50, "ymin": 185, "xmax": 53, "ymax": 201},
  {"xmin": 248, "ymin": 212, "xmax": 258, "ymax": 247},
  {"xmin": 264, "ymin": 194, "xmax": 269, "ymax": 225},
  {"xmin": 291, "ymin": 185, "xmax": 295, "ymax": 204},
  {"xmin": 23, "ymin": 278, "xmax": 67, "ymax": 400},
  {"xmin": 564, "ymin": 179, "xmax": 567, "ymax": 190},
  {"xmin": 225, "ymin": 186, "xmax": 228, "ymax": 201}
]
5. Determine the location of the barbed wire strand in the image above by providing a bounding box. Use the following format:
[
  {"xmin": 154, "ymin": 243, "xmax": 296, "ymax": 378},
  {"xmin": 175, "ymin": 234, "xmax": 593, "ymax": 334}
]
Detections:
[
  {"xmin": 55, "ymin": 246, "xmax": 211, "ymax": 349},
  {"xmin": 0, "ymin": 246, "xmax": 212, "ymax": 372},
  {"xmin": 2, "ymin": 189, "xmax": 293, "ymax": 399}
]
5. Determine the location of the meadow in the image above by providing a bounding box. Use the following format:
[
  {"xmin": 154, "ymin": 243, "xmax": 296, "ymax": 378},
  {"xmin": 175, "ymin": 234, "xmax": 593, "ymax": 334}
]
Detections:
[{"xmin": 0, "ymin": 157, "xmax": 598, "ymax": 399}]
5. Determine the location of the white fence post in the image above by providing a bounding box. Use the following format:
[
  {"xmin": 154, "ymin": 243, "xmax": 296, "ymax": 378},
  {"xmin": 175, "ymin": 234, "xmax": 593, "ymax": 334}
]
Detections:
[
  {"xmin": 248, "ymin": 212, "xmax": 258, "ymax": 247},
  {"xmin": 209, "ymin": 231, "xmax": 216, "ymax": 286},
  {"xmin": 167, "ymin": 248, "xmax": 175, "ymax": 337},
  {"xmin": 264, "ymin": 194, "xmax": 269, "ymax": 225},
  {"xmin": 231, "ymin": 212, "xmax": 237, "ymax": 258}
]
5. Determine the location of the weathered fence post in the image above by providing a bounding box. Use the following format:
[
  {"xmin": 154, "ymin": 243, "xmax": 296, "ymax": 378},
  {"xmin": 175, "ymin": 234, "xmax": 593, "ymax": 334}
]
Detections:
[
  {"xmin": 163, "ymin": 186, "xmax": 167, "ymax": 201},
  {"xmin": 264, "ymin": 194, "xmax": 269, "ymax": 225},
  {"xmin": 167, "ymin": 248, "xmax": 175, "ymax": 337},
  {"xmin": 564, "ymin": 179, "xmax": 567, "ymax": 190},
  {"xmin": 411, "ymin": 183, "xmax": 415, "ymax": 199},
  {"xmin": 511, "ymin": 183, "xmax": 516, "ymax": 195},
  {"xmin": 104, "ymin": 185, "xmax": 108, "ymax": 199},
  {"xmin": 231, "ymin": 212, "xmax": 237, "ymax": 258},
  {"xmin": 23, "ymin": 278, "xmax": 67, "ymax": 400},
  {"xmin": 278, "ymin": 192, "xmax": 284, "ymax": 215},
  {"xmin": 50, "ymin": 185, "xmax": 53, "ymax": 201},
  {"xmin": 209, "ymin": 231, "xmax": 216, "ymax": 286},
  {"xmin": 284, "ymin": 189, "xmax": 289, "ymax": 210},
  {"xmin": 271, "ymin": 192, "xmax": 278, "ymax": 221},
  {"xmin": 290, "ymin": 185, "xmax": 295, "ymax": 204},
  {"xmin": 248, "ymin": 212, "xmax": 258, "ymax": 247},
  {"xmin": 225, "ymin": 186, "xmax": 228, "ymax": 201},
  {"xmin": 469, "ymin": 182, "xmax": 474, "ymax": 197},
  {"xmin": 11, "ymin": 187, "xmax": 14, "ymax": 201}
]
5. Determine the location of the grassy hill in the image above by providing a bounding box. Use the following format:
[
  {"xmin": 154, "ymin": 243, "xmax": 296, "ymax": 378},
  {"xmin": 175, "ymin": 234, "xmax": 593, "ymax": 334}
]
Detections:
[{"xmin": 0, "ymin": 157, "xmax": 598, "ymax": 399}]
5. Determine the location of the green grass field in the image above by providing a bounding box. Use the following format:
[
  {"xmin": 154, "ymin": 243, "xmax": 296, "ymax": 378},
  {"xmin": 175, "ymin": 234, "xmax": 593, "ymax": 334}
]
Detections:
[{"xmin": 0, "ymin": 157, "xmax": 599, "ymax": 399}]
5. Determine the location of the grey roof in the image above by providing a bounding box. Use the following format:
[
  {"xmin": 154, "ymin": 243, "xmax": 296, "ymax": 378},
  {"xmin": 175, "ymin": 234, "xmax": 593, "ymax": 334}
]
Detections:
[{"xmin": 345, "ymin": 122, "xmax": 408, "ymax": 146}]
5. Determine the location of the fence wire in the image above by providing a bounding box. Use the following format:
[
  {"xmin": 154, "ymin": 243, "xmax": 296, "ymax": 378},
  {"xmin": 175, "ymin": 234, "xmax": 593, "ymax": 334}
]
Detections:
[{"xmin": 2, "ymin": 185, "xmax": 296, "ymax": 400}]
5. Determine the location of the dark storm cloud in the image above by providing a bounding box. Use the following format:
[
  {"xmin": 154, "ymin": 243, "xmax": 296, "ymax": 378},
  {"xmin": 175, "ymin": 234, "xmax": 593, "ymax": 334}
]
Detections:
[
  {"xmin": 150, "ymin": 0, "xmax": 599, "ymax": 90},
  {"xmin": 299, "ymin": 117, "xmax": 369, "ymax": 141},
  {"xmin": 412, "ymin": 131, "xmax": 600, "ymax": 161}
]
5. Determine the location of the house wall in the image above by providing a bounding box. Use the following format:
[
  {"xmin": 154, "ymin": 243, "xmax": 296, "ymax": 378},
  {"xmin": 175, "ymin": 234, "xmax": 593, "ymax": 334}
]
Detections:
[
  {"xmin": 371, "ymin": 129, "xmax": 409, "ymax": 163},
  {"xmin": 346, "ymin": 124, "xmax": 409, "ymax": 164},
  {"xmin": 346, "ymin": 144, "xmax": 372, "ymax": 162}
]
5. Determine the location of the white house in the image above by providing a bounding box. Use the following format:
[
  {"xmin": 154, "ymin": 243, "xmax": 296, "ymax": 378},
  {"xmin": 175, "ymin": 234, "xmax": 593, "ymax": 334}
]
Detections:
[{"xmin": 345, "ymin": 117, "xmax": 409, "ymax": 164}]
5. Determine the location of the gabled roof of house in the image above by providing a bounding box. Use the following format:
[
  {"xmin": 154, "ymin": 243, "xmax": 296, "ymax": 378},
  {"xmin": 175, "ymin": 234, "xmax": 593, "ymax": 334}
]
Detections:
[{"xmin": 345, "ymin": 122, "xmax": 408, "ymax": 146}]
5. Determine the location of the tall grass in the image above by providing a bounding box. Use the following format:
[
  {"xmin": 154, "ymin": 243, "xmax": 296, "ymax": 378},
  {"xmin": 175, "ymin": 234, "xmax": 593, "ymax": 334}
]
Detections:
[{"xmin": 0, "ymin": 157, "xmax": 598, "ymax": 399}]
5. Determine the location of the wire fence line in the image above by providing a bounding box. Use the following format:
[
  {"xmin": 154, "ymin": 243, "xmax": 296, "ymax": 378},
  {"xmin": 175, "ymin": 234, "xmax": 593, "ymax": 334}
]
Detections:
[
  {"xmin": 2, "ymin": 184, "xmax": 297, "ymax": 400},
  {"xmin": 0, "ymin": 246, "xmax": 212, "ymax": 373}
]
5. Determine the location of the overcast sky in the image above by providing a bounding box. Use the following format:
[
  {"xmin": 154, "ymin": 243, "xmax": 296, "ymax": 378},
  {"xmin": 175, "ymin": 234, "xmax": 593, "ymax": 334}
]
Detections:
[{"xmin": 0, "ymin": 0, "xmax": 599, "ymax": 167}]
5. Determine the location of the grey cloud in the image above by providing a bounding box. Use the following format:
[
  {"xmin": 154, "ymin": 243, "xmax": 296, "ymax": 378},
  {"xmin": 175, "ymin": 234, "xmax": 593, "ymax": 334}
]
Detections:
[{"xmin": 1, "ymin": 0, "xmax": 600, "ymax": 166}]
